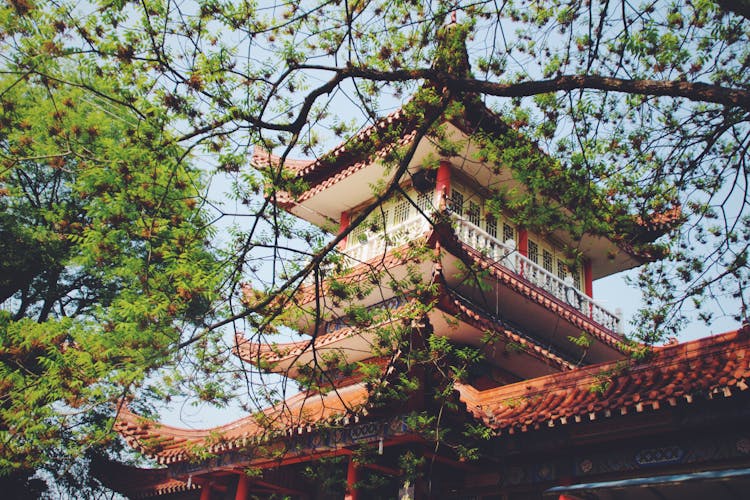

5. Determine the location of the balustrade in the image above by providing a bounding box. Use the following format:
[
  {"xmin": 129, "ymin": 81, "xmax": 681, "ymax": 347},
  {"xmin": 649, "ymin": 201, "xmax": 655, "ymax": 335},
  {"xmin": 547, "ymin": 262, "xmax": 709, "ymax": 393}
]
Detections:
[
  {"xmin": 455, "ymin": 218, "xmax": 622, "ymax": 333},
  {"xmin": 308, "ymin": 213, "xmax": 622, "ymax": 334}
]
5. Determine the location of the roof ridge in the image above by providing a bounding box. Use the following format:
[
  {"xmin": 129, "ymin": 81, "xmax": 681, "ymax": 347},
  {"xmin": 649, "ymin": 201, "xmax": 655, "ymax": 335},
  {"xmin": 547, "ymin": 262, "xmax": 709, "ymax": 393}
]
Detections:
[{"xmin": 460, "ymin": 328, "xmax": 747, "ymax": 405}]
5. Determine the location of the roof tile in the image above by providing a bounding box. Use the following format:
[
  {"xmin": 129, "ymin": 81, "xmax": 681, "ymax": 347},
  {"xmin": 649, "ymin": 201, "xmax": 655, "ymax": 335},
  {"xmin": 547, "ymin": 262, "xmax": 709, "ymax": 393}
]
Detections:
[{"xmin": 458, "ymin": 328, "xmax": 750, "ymax": 435}]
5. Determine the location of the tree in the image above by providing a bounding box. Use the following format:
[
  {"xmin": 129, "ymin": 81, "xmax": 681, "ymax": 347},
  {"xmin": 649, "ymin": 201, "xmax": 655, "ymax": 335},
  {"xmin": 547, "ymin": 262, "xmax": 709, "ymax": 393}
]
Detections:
[
  {"xmin": 0, "ymin": 72, "xmax": 222, "ymax": 487},
  {"xmin": 0, "ymin": 0, "xmax": 748, "ymax": 491}
]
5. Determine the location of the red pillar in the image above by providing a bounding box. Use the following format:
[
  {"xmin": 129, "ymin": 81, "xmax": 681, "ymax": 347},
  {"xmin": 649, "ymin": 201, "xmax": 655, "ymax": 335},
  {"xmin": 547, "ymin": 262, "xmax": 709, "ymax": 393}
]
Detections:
[
  {"xmin": 345, "ymin": 458, "xmax": 359, "ymax": 500},
  {"xmin": 434, "ymin": 160, "xmax": 451, "ymax": 209},
  {"xmin": 235, "ymin": 474, "xmax": 251, "ymax": 500},
  {"xmin": 584, "ymin": 259, "xmax": 593, "ymax": 298},
  {"xmin": 199, "ymin": 483, "xmax": 212, "ymax": 500},
  {"xmin": 338, "ymin": 210, "xmax": 350, "ymax": 249},
  {"xmin": 517, "ymin": 228, "xmax": 528, "ymax": 256}
]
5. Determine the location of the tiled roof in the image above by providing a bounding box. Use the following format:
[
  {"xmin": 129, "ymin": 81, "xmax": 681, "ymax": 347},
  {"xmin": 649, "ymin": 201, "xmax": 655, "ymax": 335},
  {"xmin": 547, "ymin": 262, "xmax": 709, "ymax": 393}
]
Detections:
[
  {"xmin": 250, "ymin": 147, "xmax": 316, "ymax": 174},
  {"xmin": 438, "ymin": 289, "xmax": 577, "ymax": 372},
  {"xmin": 637, "ymin": 205, "xmax": 683, "ymax": 230},
  {"xmin": 233, "ymin": 310, "xmax": 408, "ymax": 370},
  {"xmin": 235, "ymin": 285, "xmax": 576, "ymax": 375},
  {"xmin": 93, "ymin": 459, "xmax": 200, "ymax": 498},
  {"xmin": 250, "ymin": 106, "xmax": 418, "ymax": 205},
  {"xmin": 115, "ymin": 382, "xmax": 373, "ymax": 465},
  {"xmin": 253, "ymin": 91, "xmax": 676, "ymax": 256},
  {"xmin": 458, "ymin": 327, "xmax": 750, "ymax": 435},
  {"xmin": 291, "ymin": 226, "xmax": 625, "ymax": 354}
]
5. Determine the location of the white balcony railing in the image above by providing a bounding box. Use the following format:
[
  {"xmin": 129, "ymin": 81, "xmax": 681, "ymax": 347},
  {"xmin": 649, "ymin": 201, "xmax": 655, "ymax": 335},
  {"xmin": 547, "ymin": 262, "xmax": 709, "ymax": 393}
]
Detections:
[
  {"xmin": 343, "ymin": 216, "xmax": 431, "ymax": 266},
  {"xmin": 454, "ymin": 218, "xmax": 622, "ymax": 333},
  {"xmin": 317, "ymin": 213, "xmax": 622, "ymax": 334},
  {"xmin": 303, "ymin": 217, "xmax": 431, "ymax": 285}
]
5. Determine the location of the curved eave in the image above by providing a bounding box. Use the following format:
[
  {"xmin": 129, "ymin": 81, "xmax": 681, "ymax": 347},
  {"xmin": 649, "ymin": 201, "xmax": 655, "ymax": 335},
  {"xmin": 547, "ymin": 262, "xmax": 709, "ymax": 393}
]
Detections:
[
  {"xmin": 236, "ymin": 286, "xmax": 576, "ymax": 379},
  {"xmin": 453, "ymin": 98, "xmax": 680, "ymax": 262},
  {"xmin": 256, "ymin": 94, "xmax": 679, "ymax": 261},
  {"xmin": 253, "ymin": 107, "xmax": 410, "ymax": 185},
  {"xmin": 92, "ymin": 459, "xmax": 200, "ymax": 499},
  {"xmin": 458, "ymin": 327, "xmax": 750, "ymax": 436},
  {"xmin": 292, "ymin": 233, "xmax": 433, "ymax": 310},
  {"xmin": 233, "ymin": 317, "xmax": 403, "ymax": 377},
  {"xmin": 288, "ymin": 224, "xmax": 626, "ymax": 355},
  {"xmin": 115, "ymin": 383, "xmax": 372, "ymax": 465}
]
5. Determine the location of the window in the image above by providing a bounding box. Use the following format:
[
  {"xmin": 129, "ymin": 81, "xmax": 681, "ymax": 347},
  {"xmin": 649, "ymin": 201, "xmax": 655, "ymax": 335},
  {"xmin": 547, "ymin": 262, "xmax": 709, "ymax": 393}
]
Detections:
[
  {"xmin": 417, "ymin": 191, "xmax": 432, "ymax": 213},
  {"xmin": 557, "ymin": 260, "xmax": 567, "ymax": 280},
  {"xmin": 503, "ymin": 223, "xmax": 515, "ymax": 244},
  {"xmin": 368, "ymin": 209, "xmax": 389, "ymax": 233},
  {"xmin": 467, "ymin": 201, "xmax": 481, "ymax": 226},
  {"xmin": 449, "ymin": 189, "xmax": 464, "ymax": 216},
  {"xmin": 542, "ymin": 249, "xmax": 553, "ymax": 272},
  {"xmin": 573, "ymin": 269, "xmax": 581, "ymax": 290},
  {"xmin": 528, "ymin": 240, "xmax": 539, "ymax": 264},
  {"xmin": 349, "ymin": 221, "xmax": 367, "ymax": 244},
  {"xmin": 485, "ymin": 215, "xmax": 497, "ymax": 238},
  {"xmin": 393, "ymin": 200, "xmax": 410, "ymax": 225}
]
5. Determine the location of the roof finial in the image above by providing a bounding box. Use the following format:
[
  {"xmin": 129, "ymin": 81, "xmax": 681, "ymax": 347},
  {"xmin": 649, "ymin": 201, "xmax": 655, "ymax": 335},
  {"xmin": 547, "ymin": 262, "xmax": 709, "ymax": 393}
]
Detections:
[{"xmin": 433, "ymin": 14, "xmax": 471, "ymax": 77}]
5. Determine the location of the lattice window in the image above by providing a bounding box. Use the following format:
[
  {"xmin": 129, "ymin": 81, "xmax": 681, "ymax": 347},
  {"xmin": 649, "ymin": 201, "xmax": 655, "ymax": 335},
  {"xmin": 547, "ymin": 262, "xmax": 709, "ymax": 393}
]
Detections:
[
  {"xmin": 485, "ymin": 215, "xmax": 497, "ymax": 238},
  {"xmin": 367, "ymin": 209, "xmax": 389, "ymax": 233},
  {"xmin": 393, "ymin": 200, "xmax": 411, "ymax": 225},
  {"xmin": 542, "ymin": 249, "xmax": 553, "ymax": 272},
  {"xmin": 557, "ymin": 260, "xmax": 567, "ymax": 280},
  {"xmin": 528, "ymin": 240, "xmax": 539, "ymax": 264},
  {"xmin": 467, "ymin": 201, "xmax": 481, "ymax": 226},
  {"xmin": 503, "ymin": 223, "xmax": 515, "ymax": 244},
  {"xmin": 417, "ymin": 191, "xmax": 432, "ymax": 213},
  {"xmin": 449, "ymin": 189, "xmax": 464, "ymax": 216}
]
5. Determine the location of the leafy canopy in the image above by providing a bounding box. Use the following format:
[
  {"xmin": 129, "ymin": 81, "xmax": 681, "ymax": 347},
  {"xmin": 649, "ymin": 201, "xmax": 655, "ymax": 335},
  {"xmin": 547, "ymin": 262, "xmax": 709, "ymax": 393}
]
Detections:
[{"xmin": 0, "ymin": 0, "xmax": 749, "ymax": 489}]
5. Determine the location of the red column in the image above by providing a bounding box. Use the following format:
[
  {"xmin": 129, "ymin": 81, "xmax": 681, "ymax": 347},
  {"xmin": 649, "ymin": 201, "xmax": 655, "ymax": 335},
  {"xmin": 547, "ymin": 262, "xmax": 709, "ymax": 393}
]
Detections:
[
  {"xmin": 584, "ymin": 259, "xmax": 593, "ymax": 298},
  {"xmin": 235, "ymin": 474, "xmax": 251, "ymax": 500},
  {"xmin": 434, "ymin": 160, "xmax": 451, "ymax": 209},
  {"xmin": 557, "ymin": 476, "xmax": 578, "ymax": 499},
  {"xmin": 199, "ymin": 483, "xmax": 212, "ymax": 500},
  {"xmin": 517, "ymin": 228, "xmax": 528, "ymax": 256},
  {"xmin": 345, "ymin": 458, "xmax": 359, "ymax": 500},
  {"xmin": 338, "ymin": 210, "xmax": 350, "ymax": 249}
]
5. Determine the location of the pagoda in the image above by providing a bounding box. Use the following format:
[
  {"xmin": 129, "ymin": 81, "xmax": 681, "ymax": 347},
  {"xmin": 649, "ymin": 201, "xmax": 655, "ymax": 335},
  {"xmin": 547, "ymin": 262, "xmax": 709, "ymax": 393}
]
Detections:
[{"xmin": 101, "ymin": 23, "xmax": 750, "ymax": 500}]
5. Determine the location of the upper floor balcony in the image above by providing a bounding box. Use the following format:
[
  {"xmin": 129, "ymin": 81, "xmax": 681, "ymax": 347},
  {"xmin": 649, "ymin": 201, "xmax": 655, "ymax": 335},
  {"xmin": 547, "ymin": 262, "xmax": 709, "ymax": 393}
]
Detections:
[{"xmin": 334, "ymin": 210, "xmax": 623, "ymax": 335}]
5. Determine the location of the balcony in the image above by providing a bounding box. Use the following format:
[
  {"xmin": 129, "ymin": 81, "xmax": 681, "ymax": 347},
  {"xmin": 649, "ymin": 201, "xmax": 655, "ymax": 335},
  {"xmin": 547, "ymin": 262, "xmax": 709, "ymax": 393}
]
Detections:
[
  {"xmin": 317, "ymin": 213, "xmax": 622, "ymax": 335},
  {"xmin": 342, "ymin": 216, "xmax": 431, "ymax": 265},
  {"xmin": 454, "ymin": 218, "xmax": 623, "ymax": 334}
]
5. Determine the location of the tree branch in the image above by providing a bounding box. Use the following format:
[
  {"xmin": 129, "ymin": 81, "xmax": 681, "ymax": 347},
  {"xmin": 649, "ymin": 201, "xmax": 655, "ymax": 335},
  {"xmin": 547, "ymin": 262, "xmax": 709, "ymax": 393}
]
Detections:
[
  {"xmin": 337, "ymin": 67, "xmax": 750, "ymax": 112},
  {"xmin": 714, "ymin": 0, "xmax": 750, "ymax": 20}
]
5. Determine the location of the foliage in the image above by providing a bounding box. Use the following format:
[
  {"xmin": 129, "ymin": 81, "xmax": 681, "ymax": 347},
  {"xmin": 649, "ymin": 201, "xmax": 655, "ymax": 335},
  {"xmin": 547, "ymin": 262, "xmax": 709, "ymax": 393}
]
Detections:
[
  {"xmin": 0, "ymin": 72, "xmax": 222, "ymax": 483},
  {"xmin": 0, "ymin": 0, "xmax": 749, "ymax": 494}
]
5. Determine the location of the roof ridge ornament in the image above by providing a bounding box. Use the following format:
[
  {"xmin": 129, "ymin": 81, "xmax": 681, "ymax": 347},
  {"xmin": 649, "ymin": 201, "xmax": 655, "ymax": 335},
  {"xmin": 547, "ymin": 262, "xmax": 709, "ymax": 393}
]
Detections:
[{"xmin": 433, "ymin": 15, "xmax": 471, "ymax": 78}]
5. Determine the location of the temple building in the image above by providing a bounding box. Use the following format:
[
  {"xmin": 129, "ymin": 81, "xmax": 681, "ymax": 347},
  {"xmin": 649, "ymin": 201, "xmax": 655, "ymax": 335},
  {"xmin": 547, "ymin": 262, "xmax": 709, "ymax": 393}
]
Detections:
[{"xmin": 99, "ymin": 25, "xmax": 750, "ymax": 500}]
